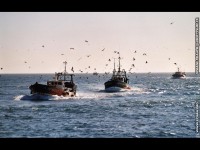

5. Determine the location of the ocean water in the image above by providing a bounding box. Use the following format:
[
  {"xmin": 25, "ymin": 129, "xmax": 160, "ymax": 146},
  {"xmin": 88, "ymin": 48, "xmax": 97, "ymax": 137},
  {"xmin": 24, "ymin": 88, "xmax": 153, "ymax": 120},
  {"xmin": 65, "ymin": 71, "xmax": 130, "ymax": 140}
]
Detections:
[{"xmin": 0, "ymin": 73, "xmax": 200, "ymax": 138}]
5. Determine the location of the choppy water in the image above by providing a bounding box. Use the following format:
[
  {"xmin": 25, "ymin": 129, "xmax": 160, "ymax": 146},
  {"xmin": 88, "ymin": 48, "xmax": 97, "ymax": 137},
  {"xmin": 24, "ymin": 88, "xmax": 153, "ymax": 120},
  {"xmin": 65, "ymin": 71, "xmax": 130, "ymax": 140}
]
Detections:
[{"xmin": 0, "ymin": 73, "xmax": 200, "ymax": 138}]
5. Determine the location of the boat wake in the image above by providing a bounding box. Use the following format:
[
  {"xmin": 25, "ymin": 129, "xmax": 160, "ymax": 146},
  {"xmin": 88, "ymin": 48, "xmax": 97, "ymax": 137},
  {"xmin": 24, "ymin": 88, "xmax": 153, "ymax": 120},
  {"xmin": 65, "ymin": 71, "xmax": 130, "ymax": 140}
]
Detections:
[
  {"xmin": 14, "ymin": 86, "xmax": 147, "ymax": 101},
  {"xmin": 14, "ymin": 94, "xmax": 76, "ymax": 101}
]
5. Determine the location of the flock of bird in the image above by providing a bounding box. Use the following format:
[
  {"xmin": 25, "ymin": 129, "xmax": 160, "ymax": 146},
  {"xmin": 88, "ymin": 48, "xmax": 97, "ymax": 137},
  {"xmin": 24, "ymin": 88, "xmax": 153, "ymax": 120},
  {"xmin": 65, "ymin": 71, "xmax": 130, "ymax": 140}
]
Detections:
[{"xmin": 0, "ymin": 21, "xmax": 183, "ymax": 75}]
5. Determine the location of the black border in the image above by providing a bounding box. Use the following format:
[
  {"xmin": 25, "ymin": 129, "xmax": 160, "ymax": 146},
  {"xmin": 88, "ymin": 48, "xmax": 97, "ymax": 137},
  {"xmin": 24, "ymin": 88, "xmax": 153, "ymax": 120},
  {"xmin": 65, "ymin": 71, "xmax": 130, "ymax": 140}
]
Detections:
[
  {"xmin": 0, "ymin": 138, "xmax": 200, "ymax": 148},
  {"xmin": 1, "ymin": 0, "xmax": 200, "ymax": 12}
]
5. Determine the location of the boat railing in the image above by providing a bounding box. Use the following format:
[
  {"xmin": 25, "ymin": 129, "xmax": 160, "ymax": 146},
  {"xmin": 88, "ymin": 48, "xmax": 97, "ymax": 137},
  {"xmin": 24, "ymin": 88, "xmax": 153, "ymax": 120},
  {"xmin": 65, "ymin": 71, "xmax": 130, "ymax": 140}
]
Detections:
[{"xmin": 54, "ymin": 72, "xmax": 75, "ymax": 82}]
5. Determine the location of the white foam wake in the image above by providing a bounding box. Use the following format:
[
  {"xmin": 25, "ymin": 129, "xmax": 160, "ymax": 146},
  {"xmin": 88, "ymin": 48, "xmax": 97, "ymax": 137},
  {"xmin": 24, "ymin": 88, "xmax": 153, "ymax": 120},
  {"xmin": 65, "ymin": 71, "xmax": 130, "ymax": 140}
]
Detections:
[{"xmin": 14, "ymin": 94, "xmax": 76, "ymax": 101}]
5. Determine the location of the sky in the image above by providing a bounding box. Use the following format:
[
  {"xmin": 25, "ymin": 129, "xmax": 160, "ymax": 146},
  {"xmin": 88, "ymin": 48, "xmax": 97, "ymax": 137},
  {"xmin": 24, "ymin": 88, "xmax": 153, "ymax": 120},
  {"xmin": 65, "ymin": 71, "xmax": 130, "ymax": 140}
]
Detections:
[{"xmin": 0, "ymin": 12, "xmax": 200, "ymax": 74}]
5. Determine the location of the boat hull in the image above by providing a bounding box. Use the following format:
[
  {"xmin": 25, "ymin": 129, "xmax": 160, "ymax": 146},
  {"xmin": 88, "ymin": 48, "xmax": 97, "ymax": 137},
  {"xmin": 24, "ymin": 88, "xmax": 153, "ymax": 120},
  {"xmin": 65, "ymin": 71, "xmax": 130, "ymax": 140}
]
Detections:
[
  {"xmin": 104, "ymin": 80, "xmax": 130, "ymax": 92},
  {"xmin": 172, "ymin": 75, "xmax": 186, "ymax": 79},
  {"xmin": 29, "ymin": 83, "xmax": 76, "ymax": 97}
]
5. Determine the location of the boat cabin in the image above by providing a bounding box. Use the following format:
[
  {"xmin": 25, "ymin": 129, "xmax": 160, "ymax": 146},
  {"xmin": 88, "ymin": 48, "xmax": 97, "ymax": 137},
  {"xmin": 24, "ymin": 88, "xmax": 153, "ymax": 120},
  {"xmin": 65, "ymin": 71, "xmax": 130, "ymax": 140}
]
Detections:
[{"xmin": 47, "ymin": 81, "xmax": 64, "ymax": 86}]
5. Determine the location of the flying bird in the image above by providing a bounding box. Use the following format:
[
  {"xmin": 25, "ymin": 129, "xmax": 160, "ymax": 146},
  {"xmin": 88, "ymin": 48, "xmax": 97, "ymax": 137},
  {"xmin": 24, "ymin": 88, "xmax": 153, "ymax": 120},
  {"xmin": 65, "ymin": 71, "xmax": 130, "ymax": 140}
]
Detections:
[
  {"xmin": 86, "ymin": 55, "xmax": 91, "ymax": 57},
  {"xmin": 145, "ymin": 61, "xmax": 148, "ymax": 64},
  {"xmin": 102, "ymin": 48, "xmax": 105, "ymax": 51},
  {"xmin": 1, "ymin": 68, "xmax": 3, "ymax": 70},
  {"xmin": 134, "ymin": 51, "xmax": 137, "ymax": 53},
  {"xmin": 71, "ymin": 67, "xmax": 74, "ymax": 72},
  {"xmin": 61, "ymin": 54, "xmax": 64, "ymax": 55},
  {"xmin": 24, "ymin": 61, "xmax": 27, "ymax": 63},
  {"xmin": 170, "ymin": 22, "xmax": 175, "ymax": 25},
  {"xmin": 133, "ymin": 57, "xmax": 136, "ymax": 61},
  {"xmin": 108, "ymin": 59, "xmax": 111, "ymax": 61},
  {"xmin": 85, "ymin": 40, "xmax": 88, "ymax": 42},
  {"xmin": 42, "ymin": 45, "xmax": 45, "ymax": 48},
  {"xmin": 70, "ymin": 48, "xmax": 74, "ymax": 50},
  {"xmin": 143, "ymin": 53, "xmax": 147, "ymax": 56},
  {"xmin": 174, "ymin": 63, "xmax": 177, "ymax": 65},
  {"xmin": 168, "ymin": 58, "xmax": 170, "ymax": 60}
]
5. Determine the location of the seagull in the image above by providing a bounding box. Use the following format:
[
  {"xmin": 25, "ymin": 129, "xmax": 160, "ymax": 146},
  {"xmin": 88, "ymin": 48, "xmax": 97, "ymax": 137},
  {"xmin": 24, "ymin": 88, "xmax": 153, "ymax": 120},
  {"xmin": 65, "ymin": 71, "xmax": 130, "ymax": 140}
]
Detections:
[
  {"xmin": 174, "ymin": 63, "xmax": 177, "ymax": 65},
  {"xmin": 168, "ymin": 58, "xmax": 170, "ymax": 60},
  {"xmin": 70, "ymin": 48, "xmax": 74, "ymax": 50},
  {"xmin": 146, "ymin": 61, "xmax": 148, "ymax": 64},
  {"xmin": 102, "ymin": 48, "xmax": 105, "ymax": 51},
  {"xmin": 85, "ymin": 40, "xmax": 88, "ymax": 42},
  {"xmin": 24, "ymin": 61, "xmax": 27, "ymax": 63},
  {"xmin": 143, "ymin": 53, "xmax": 147, "ymax": 56},
  {"xmin": 133, "ymin": 57, "xmax": 136, "ymax": 61},
  {"xmin": 86, "ymin": 55, "xmax": 91, "ymax": 57},
  {"xmin": 42, "ymin": 45, "xmax": 44, "ymax": 48},
  {"xmin": 61, "ymin": 54, "xmax": 64, "ymax": 55},
  {"xmin": 77, "ymin": 57, "xmax": 82, "ymax": 61},
  {"xmin": 1, "ymin": 68, "xmax": 3, "ymax": 70},
  {"xmin": 108, "ymin": 59, "xmax": 111, "ymax": 61},
  {"xmin": 71, "ymin": 67, "xmax": 74, "ymax": 72},
  {"xmin": 170, "ymin": 22, "xmax": 175, "ymax": 25},
  {"xmin": 134, "ymin": 51, "xmax": 137, "ymax": 53}
]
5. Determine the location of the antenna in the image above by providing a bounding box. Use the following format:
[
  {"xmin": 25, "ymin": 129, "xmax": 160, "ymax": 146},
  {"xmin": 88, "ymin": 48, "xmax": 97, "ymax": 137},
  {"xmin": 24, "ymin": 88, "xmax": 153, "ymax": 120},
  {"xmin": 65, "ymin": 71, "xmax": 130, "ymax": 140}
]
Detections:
[
  {"xmin": 195, "ymin": 17, "xmax": 199, "ymax": 74},
  {"xmin": 118, "ymin": 54, "xmax": 121, "ymax": 72},
  {"xmin": 63, "ymin": 61, "xmax": 67, "ymax": 80},
  {"xmin": 114, "ymin": 58, "xmax": 116, "ymax": 71}
]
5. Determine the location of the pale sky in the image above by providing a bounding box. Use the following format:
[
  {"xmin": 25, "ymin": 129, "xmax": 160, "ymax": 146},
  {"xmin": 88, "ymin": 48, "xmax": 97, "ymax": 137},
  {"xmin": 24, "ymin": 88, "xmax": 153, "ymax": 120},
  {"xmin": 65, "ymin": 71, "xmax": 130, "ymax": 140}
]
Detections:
[{"xmin": 0, "ymin": 12, "xmax": 199, "ymax": 73}]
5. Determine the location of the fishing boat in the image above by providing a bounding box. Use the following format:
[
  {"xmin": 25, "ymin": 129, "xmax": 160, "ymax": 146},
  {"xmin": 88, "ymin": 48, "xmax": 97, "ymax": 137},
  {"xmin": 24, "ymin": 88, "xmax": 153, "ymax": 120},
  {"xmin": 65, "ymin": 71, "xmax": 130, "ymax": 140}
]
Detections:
[
  {"xmin": 172, "ymin": 68, "xmax": 186, "ymax": 79},
  {"xmin": 29, "ymin": 61, "xmax": 77, "ymax": 97},
  {"xmin": 104, "ymin": 56, "xmax": 131, "ymax": 92},
  {"xmin": 93, "ymin": 72, "xmax": 98, "ymax": 75}
]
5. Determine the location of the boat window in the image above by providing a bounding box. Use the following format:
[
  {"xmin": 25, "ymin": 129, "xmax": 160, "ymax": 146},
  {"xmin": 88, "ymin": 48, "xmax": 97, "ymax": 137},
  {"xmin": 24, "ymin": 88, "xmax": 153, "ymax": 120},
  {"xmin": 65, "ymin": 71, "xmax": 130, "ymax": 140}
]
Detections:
[{"xmin": 58, "ymin": 82, "xmax": 62, "ymax": 85}]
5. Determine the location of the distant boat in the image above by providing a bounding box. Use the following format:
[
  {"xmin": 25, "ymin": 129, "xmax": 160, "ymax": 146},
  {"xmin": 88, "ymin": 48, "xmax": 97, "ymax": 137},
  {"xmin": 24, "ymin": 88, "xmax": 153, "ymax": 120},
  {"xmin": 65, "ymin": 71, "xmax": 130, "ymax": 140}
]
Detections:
[
  {"xmin": 29, "ymin": 61, "xmax": 77, "ymax": 97},
  {"xmin": 93, "ymin": 72, "xmax": 98, "ymax": 75},
  {"xmin": 104, "ymin": 57, "xmax": 131, "ymax": 92},
  {"xmin": 172, "ymin": 68, "xmax": 186, "ymax": 79}
]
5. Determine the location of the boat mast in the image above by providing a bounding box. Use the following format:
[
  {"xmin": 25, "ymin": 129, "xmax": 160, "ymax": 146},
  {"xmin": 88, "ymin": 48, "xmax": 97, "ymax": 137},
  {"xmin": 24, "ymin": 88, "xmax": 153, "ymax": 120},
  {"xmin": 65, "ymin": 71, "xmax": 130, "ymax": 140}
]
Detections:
[
  {"xmin": 63, "ymin": 61, "xmax": 67, "ymax": 80},
  {"xmin": 118, "ymin": 55, "xmax": 121, "ymax": 72},
  {"xmin": 113, "ymin": 58, "xmax": 116, "ymax": 74}
]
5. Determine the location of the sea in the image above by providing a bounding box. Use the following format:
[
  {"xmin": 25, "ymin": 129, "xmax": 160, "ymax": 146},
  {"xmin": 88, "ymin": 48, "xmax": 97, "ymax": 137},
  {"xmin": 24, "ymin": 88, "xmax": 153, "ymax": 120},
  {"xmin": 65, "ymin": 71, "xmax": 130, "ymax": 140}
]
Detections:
[{"xmin": 0, "ymin": 73, "xmax": 200, "ymax": 138}]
